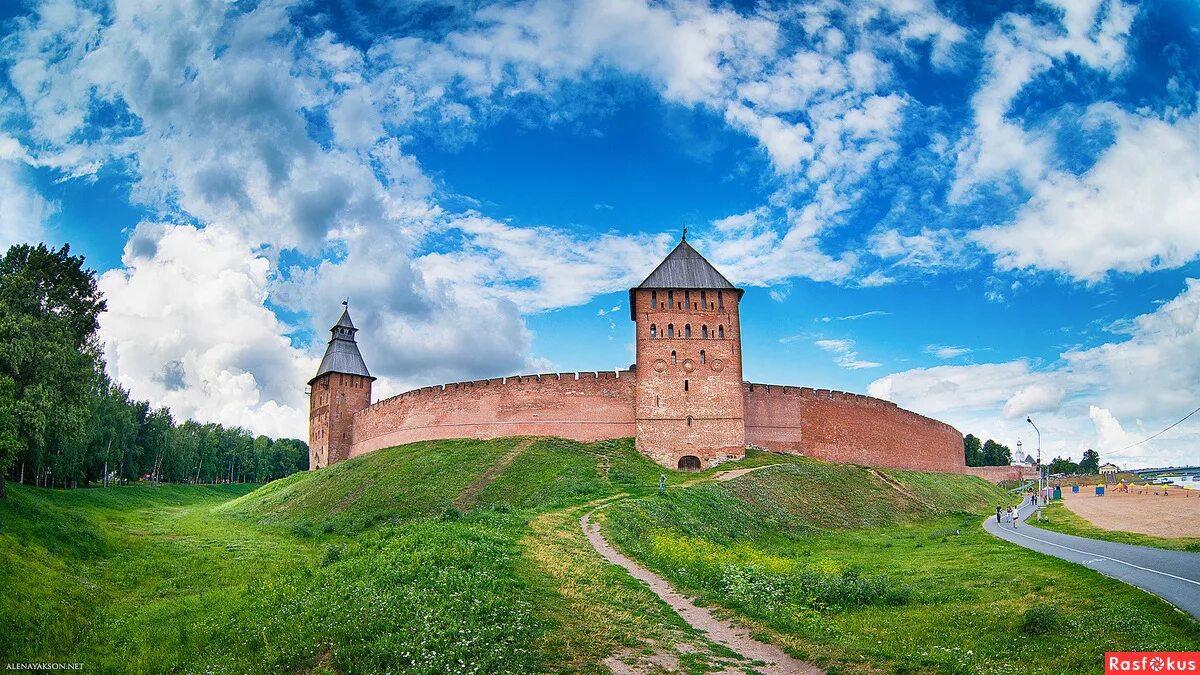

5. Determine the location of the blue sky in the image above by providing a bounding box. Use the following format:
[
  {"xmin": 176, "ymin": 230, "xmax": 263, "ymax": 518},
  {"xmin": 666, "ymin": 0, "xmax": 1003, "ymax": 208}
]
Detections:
[{"xmin": 1, "ymin": 0, "xmax": 1198, "ymax": 468}]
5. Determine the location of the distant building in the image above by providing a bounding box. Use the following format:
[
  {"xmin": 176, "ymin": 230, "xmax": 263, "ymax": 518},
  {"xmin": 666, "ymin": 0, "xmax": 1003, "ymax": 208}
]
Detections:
[
  {"xmin": 308, "ymin": 236, "xmax": 966, "ymax": 473},
  {"xmin": 1100, "ymin": 462, "xmax": 1120, "ymax": 475}
]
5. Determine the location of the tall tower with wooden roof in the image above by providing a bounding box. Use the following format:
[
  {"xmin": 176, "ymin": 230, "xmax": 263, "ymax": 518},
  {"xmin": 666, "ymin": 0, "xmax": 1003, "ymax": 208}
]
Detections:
[
  {"xmin": 307, "ymin": 304, "xmax": 374, "ymax": 469},
  {"xmin": 629, "ymin": 234, "xmax": 746, "ymax": 470}
]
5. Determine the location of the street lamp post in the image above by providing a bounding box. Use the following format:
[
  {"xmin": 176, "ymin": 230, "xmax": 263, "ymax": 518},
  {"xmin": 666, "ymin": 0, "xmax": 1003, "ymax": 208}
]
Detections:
[{"xmin": 1027, "ymin": 416, "xmax": 1042, "ymax": 520}]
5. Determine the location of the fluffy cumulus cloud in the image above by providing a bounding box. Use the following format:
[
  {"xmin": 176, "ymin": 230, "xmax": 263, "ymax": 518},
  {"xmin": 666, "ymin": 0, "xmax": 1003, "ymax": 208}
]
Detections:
[
  {"xmin": 975, "ymin": 108, "xmax": 1200, "ymax": 281},
  {"xmin": 869, "ymin": 280, "xmax": 1200, "ymax": 466},
  {"xmin": 98, "ymin": 223, "xmax": 315, "ymax": 437}
]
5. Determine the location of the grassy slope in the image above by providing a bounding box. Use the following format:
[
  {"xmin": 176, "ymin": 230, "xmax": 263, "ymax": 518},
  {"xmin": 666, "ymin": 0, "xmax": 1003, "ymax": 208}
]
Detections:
[
  {"xmin": 1036, "ymin": 501, "xmax": 1200, "ymax": 552},
  {"xmin": 601, "ymin": 461, "xmax": 1200, "ymax": 674},
  {"xmin": 4, "ymin": 441, "xmax": 1198, "ymax": 674}
]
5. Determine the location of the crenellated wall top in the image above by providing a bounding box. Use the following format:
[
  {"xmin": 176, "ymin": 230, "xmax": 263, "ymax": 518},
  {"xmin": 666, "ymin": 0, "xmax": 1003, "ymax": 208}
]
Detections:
[
  {"xmin": 742, "ymin": 381, "xmax": 959, "ymax": 434},
  {"xmin": 355, "ymin": 369, "xmax": 636, "ymax": 417}
]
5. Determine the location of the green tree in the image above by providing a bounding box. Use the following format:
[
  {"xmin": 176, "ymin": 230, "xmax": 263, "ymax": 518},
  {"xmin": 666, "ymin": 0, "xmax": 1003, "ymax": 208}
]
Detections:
[
  {"xmin": 1049, "ymin": 456, "xmax": 1080, "ymax": 475},
  {"xmin": 138, "ymin": 406, "xmax": 173, "ymax": 484},
  {"xmin": 86, "ymin": 375, "xmax": 137, "ymax": 487},
  {"xmin": 1079, "ymin": 449, "xmax": 1100, "ymax": 474},
  {"xmin": 0, "ymin": 244, "xmax": 105, "ymax": 499},
  {"xmin": 963, "ymin": 433, "xmax": 983, "ymax": 467}
]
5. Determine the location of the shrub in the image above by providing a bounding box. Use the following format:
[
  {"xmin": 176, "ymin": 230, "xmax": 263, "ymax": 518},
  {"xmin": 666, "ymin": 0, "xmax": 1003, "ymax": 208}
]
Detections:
[
  {"xmin": 321, "ymin": 544, "xmax": 342, "ymax": 567},
  {"xmin": 1021, "ymin": 603, "xmax": 1061, "ymax": 635},
  {"xmin": 440, "ymin": 507, "xmax": 461, "ymax": 521}
]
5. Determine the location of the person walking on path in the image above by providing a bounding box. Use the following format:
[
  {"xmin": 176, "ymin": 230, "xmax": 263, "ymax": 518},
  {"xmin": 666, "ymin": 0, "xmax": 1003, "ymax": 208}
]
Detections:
[
  {"xmin": 658, "ymin": 473, "xmax": 666, "ymax": 495},
  {"xmin": 996, "ymin": 505, "xmax": 1002, "ymax": 524},
  {"xmin": 1012, "ymin": 505, "xmax": 1020, "ymax": 529}
]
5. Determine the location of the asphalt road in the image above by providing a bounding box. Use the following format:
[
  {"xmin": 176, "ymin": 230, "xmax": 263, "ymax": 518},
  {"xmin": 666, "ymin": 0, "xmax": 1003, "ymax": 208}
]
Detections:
[{"xmin": 984, "ymin": 498, "xmax": 1200, "ymax": 620}]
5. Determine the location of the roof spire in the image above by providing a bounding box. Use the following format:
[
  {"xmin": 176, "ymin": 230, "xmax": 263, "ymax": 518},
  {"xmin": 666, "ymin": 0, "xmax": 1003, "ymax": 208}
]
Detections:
[
  {"xmin": 682, "ymin": 226, "xmax": 687, "ymax": 241},
  {"xmin": 310, "ymin": 302, "xmax": 373, "ymax": 384}
]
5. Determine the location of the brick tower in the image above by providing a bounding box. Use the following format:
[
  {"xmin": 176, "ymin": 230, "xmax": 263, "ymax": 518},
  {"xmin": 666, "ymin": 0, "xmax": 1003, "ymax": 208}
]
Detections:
[
  {"xmin": 630, "ymin": 235, "xmax": 745, "ymax": 470},
  {"xmin": 307, "ymin": 303, "xmax": 374, "ymax": 469}
]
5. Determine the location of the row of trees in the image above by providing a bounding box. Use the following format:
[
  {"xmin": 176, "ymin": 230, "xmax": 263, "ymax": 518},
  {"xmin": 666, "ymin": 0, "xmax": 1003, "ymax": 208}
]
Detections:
[
  {"xmin": 1048, "ymin": 449, "xmax": 1101, "ymax": 475},
  {"xmin": 963, "ymin": 434, "xmax": 1013, "ymax": 467},
  {"xmin": 0, "ymin": 243, "xmax": 307, "ymax": 498},
  {"xmin": 964, "ymin": 430, "xmax": 1104, "ymax": 474}
]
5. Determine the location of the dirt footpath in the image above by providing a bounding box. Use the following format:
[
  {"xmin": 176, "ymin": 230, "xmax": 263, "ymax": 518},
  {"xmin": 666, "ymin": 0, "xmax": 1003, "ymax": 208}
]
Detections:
[
  {"xmin": 1062, "ymin": 488, "xmax": 1200, "ymax": 538},
  {"xmin": 581, "ymin": 509, "xmax": 823, "ymax": 675}
]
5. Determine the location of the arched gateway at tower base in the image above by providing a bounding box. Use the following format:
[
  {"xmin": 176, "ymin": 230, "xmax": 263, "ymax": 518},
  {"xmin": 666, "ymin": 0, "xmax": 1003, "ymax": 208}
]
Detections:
[{"xmin": 309, "ymin": 237, "xmax": 967, "ymax": 474}]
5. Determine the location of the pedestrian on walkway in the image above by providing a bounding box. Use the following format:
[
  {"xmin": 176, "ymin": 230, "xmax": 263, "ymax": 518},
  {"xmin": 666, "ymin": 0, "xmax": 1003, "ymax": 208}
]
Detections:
[
  {"xmin": 996, "ymin": 505, "xmax": 1002, "ymax": 523},
  {"xmin": 1012, "ymin": 505, "xmax": 1020, "ymax": 529}
]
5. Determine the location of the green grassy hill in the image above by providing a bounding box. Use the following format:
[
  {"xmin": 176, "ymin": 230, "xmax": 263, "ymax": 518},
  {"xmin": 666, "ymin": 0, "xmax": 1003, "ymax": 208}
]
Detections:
[{"xmin": 2, "ymin": 438, "xmax": 1197, "ymax": 674}]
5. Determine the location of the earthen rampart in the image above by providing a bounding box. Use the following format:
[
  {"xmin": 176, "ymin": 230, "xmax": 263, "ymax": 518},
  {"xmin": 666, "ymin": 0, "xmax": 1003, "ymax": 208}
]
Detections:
[
  {"xmin": 742, "ymin": 383, "xmax": 965, "ymax": 473},
  {"xmin": 348, "ymin": 370, "xmax": 637, "ymax": 458}
]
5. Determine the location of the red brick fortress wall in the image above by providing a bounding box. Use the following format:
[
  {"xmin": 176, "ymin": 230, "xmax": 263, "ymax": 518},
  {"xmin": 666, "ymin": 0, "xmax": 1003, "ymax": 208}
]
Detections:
[
  {"xmin": 348, "ymin": 371, "xmax": 637, "ymax": 458},
  {"xmin": 965, "ymin": 466, "xmax": 1039, "ymax": 483},
  {"xmin": 743, "ymin": 384, "xmax": 965, "ymax": 473}
]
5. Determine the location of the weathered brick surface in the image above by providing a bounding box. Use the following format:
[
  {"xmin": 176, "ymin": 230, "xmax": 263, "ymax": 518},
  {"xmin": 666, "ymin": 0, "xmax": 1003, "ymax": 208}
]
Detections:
[
  {"xmin": 308, "ymin": 372, "xmax": 373, "ymax": 469},
  {"xmin": 348, "ymin": 371, "xmax": 637, "ymax": 458},
  {"xmin": 632, "ymin": 288, "xmax": 745, "ymax": 470},
  {"xmin": 964, "ymin": 465, "xmax": 1033, "ymax": 483},
  {"xmin": 743, "ymin": 383, "xmax": 965, "ymax": 473}
]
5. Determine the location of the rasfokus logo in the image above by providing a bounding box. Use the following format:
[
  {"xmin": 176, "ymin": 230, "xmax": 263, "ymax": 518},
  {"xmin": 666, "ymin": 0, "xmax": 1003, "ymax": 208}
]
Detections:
[{"xmin": 1107, "ymin": 653, "xmax": 1200, "ymax": 673}]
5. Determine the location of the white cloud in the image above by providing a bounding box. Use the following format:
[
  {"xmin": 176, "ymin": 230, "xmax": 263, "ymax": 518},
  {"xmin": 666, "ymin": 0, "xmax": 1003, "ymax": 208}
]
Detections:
[
  {"xmin": 98, "ymin": 223, "xmax": 314, "ymax": 438},
  {"xmin": 0, "ymin": 157, "xmax": 55, "ymax": 249},
  {"xmin": 975, "ymin": 108, "xmax": 1200, "ymax": 281},
  {"xmin": 924, "ymin": 344, "xmax": 971, "ymax": 359},
  {"xmin": 870, "ymin": 279, "xmax": 1200, "ymax": 466},
  {"xmin": 868, "ymin": 227, "xmax": 969, "ymax": 271},
  {"xmin": 950, "ymin": 0, "xmax": 1137, "ymax": 201},
  {"xmin": 819, "ymin": 310, "xmax": 889, "ymax": 323},
  {"xmin": 815, "ymin": 338, "xmax": 881, "ymax": 369},
  {"xmin": 1002, "ymin": 383, "xmax": 1067, "ymax": 418}
]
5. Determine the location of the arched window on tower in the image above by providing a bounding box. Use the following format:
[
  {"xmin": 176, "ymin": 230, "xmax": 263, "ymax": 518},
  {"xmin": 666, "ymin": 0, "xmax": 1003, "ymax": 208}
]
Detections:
[
  {"xmin": 701, "ymin": 325, "xmax": 708, "ymax": 338},
  {"xmin": 684, "ymin": 380, "xmax": 689, "ymax": 392},
  {"xmin": 687, "ymin": 415, "xmax": 693, "ymax": 426},
  {"xmin": 650, "ymin": 324, "xmax": 657, "ymax": 338},
  {"xmin": 651, "ymin": 291, "xmax": 657, "ymax": 309},
  {"xmin": 701, "ymin": 291, "xmax": 707, "ymax": 309},
  {"xmin": 667, "ymin": 324, "xmax": 675, "ymax": 337},
  {"xmin": 700, "ymin": 350, "xmax": 706, "ymax": 363},
  {"xmin": 684, "ymin": 291, "xmax": 690, "ymax": 309},
  {"xmin": 718, "ymin": 325, "xmax": 725, "ymax": 338},
  {"xmin": 671, "ymin": 351, "xmax": 677, "ymax": 365},
  {"xmin": 718, "ymin": 291, "xmax": 724, "ymax": 309},
  {"xmin": 685, "ymin": 324, "xmax": 692, "ymax": 337},
  {"xmin": 668, "ymin": 290, "xmax": 674, "ymax": 307}
]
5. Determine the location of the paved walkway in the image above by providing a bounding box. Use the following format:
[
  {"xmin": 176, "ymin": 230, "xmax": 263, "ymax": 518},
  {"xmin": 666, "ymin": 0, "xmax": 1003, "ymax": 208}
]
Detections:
[
  {"xmin": 984, "ymin": 499, "xmax": 1200, "ymax": 619},
  {"xmin": 581, "ymin": 507, "xmax": 823, "ymax": 675}
]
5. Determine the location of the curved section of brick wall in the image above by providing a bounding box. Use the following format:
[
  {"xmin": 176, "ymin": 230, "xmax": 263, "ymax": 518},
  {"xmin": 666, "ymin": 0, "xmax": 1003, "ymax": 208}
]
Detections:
[
  {"xmin": 348, "ymin": 370, "xmax": 637, "ymax": 458},
  {"xmin": 743, "ymin": 383, "xmax": 965, "ymax": 473}
]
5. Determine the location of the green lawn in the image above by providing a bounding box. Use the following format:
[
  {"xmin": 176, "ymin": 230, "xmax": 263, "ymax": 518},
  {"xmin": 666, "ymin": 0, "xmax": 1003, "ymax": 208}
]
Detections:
[
  {"xmin": 1035, "ymin": 501, "xmax": 1200, "ymax": 552},
  {"xmin": 2, "ymin": 440, "xmax": 1197, "ymax": 674},
  {"xmin": 601, "ymin": 463, "xmax": 1200, "ymax": 674}
]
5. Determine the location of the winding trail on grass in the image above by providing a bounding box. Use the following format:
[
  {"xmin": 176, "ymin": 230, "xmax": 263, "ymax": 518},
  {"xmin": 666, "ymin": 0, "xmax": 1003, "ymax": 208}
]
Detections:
[
  {"xmin": 985, "ymin": 498, "xmax": 1200, "ymax": 619},
  {"xmin": 581, "ymin": 505, "xmax": 823, "ymax": 675}
]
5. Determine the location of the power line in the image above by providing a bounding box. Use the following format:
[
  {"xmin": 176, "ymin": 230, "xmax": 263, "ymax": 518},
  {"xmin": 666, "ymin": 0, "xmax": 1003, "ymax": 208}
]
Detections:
[{"xmin": 1115, "ymin": 404, "xmax": 1200, "ymax": 453}]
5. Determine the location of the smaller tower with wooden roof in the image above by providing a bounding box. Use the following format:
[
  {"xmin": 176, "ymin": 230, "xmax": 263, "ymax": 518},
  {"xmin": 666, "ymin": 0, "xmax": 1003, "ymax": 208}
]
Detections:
[
  {"xmin": 630, "ymin": 233, "xmax": 746, "ymax": 470},
  {"xmin": 308, "ymin": 303, "xmax": 374, "ymax": 469}
]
